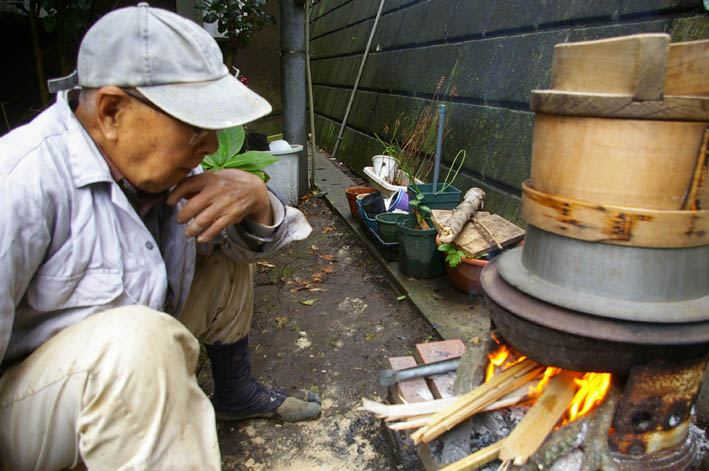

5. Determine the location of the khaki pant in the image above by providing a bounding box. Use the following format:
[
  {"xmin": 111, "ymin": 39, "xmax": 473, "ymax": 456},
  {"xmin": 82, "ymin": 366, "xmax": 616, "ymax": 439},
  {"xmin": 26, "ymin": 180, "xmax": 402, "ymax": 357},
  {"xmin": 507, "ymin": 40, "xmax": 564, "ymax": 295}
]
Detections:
[{"xmin": 0, "ymin": 252, "xmax": 253, "ymax": 471}]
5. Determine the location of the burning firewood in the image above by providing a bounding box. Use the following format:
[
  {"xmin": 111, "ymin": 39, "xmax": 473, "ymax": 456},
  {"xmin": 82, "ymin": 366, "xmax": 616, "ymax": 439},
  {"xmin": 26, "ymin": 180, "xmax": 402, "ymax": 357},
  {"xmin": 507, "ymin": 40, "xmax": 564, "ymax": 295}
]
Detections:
[
  {"xmin": 410, "ymin": 359, "xmax": 544, "ymax": 445},
  {"xmin": 497, "ymin": 370, "xmax": 581, "ymax": 468},
  {"xmin": 438, "ymin": 188, "xmax": 485, "ymax": 244}
]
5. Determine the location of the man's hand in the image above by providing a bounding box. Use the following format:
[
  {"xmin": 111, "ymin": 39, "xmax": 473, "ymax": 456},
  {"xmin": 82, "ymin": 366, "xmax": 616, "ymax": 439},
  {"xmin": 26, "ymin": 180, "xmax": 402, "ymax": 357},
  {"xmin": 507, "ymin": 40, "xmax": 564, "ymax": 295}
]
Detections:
[{"xmin": 166, "ymin": 169, "xmax": 273, "ymax": 243}]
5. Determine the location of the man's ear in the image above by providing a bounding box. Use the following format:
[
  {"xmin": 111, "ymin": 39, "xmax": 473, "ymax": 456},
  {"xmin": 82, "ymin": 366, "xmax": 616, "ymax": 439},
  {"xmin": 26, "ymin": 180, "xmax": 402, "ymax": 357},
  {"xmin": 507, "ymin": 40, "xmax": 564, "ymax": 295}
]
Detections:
[{"xmin": 94, "ymin": 86, "xmax": 131, "ymax": 142}]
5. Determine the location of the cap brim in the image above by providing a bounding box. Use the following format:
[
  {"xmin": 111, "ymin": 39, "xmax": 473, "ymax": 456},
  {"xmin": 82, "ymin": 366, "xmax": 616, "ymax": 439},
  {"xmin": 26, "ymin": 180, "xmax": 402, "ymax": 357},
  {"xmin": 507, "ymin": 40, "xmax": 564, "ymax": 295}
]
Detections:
[{"xmin": 137, "ymin": 74, "xmax": 272, "ymax": 130}]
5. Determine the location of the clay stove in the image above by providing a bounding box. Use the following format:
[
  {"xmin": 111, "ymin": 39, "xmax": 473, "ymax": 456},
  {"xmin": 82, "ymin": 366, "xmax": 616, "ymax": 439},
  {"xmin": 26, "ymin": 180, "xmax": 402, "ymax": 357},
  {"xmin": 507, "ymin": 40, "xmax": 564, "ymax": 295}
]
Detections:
[{"xmin": 480, "ymin": 33, "xmax": 709, "ymax": 470}]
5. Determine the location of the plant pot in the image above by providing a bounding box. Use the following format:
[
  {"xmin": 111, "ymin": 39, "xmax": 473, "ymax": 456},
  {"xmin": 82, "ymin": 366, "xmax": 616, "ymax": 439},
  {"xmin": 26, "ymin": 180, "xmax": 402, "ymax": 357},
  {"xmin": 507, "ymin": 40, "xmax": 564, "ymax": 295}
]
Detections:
[
  {"xmin": 345, "ymin": 187, "xmax": 376, "ymax": 217},
  {"xmin": 435, "ymin": 235, "xmax": 495, "ymax": 294},
  {"xmin": 396, "ymin": 215, "xmax": 445, "ymax": 279},
  {"xmin": 372, "ymin": 155, "xmax": 398, "ymax": 182},
  {"xmin": 376, "ymin": 212, "xmax": 409, "ymax": 243},
  {"xmin": 407, "ymin": 184, "xmax": 462, "ymax": 210}
]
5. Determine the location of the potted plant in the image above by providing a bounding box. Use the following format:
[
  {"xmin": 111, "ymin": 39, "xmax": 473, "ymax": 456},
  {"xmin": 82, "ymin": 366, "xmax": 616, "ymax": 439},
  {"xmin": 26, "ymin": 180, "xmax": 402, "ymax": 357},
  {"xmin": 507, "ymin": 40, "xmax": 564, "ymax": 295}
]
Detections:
[
  {"xmin": 436, "ymin": 237, "xmax": 492, "ymax": 294},
  {"xmin": 406, "ymin": 149, "xmax": 466, "ymax": 211},
  {"xmin": 201, "ymin": 125, "xmax": 279, "ymax": 181},
  {"xmin": 396, "ymin": 214, "xmax": 446, "ymax": 279}
]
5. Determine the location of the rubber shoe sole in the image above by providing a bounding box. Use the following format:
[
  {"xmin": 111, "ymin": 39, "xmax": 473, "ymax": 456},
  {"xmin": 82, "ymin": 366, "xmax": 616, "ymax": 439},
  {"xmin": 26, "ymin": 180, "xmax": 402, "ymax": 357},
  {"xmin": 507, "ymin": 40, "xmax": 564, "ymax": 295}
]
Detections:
[{"xmin": 215, "ymin": 396, "xmax": 321, "ymax": 422}]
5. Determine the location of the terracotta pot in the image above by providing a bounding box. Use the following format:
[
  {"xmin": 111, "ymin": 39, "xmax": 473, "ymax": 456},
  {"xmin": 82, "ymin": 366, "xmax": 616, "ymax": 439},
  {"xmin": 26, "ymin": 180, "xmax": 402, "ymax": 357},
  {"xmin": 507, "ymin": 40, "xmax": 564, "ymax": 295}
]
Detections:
[
  {"xmin": 436, "ymin": 235, "xmax": 489, "ymax": 294},
  {"xmin": 345, "ymin": 187, "xmax": 376, "ymax": 217}
]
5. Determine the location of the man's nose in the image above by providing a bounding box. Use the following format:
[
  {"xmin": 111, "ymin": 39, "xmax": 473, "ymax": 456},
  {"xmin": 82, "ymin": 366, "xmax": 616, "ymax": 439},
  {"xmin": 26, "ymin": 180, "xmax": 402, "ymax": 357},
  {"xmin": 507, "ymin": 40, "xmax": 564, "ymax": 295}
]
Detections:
[{"xmin": 200, "ymin": 130, "xmax": 220, "ymax": 156}]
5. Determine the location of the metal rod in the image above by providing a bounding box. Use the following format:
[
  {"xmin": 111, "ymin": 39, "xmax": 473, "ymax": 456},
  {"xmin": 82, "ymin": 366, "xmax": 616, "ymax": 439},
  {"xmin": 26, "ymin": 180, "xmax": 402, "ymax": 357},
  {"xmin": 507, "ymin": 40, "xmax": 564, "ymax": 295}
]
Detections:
[
  {"xmin": 305, "ymin": 0, "xmax": 316, "ymax": 190},
  {"xmin": 332, "ymin": 0, "xmax": 386, "ymax": 158},
  {"xmin": 432, "ymin": 104, "xmax": 446, "ymax": 191}
]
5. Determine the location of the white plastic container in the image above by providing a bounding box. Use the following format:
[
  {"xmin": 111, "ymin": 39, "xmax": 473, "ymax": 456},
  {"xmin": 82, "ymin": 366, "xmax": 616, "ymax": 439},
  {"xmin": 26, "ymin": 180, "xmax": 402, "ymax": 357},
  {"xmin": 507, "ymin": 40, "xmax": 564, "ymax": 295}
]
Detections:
[
  {"xmin": 371, "ymin": 155, "xmax": 398, "ymax": 182},
  {"xmin": 266, "ymin": 140, "xmax": 303, "ymax": 206},
  {"xmin": 363, "ymin": 166, "xmax": 421, "ymax": 199}
]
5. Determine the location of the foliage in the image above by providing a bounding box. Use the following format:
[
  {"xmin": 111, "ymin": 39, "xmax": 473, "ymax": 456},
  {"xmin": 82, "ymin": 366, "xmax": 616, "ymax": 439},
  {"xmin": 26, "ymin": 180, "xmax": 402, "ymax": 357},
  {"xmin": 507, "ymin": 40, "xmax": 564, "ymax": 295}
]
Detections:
[
  {"xmin": 195, "ymin": 0, "xmax": 276, "ymax": 69},
  {"xmin": 437, "ymin": 244, "xmax": 487, "ymax": 268},
  {"xmin": 408, "ymin": 192, "xmax": 431, "ymax": 229},
  {"xmin": 374, "ymin": 133, "xmax": 400, "ymax": 160},
  {"xmin": 201, "ymin": 126, "xmax": 279, "ymax": 182}
]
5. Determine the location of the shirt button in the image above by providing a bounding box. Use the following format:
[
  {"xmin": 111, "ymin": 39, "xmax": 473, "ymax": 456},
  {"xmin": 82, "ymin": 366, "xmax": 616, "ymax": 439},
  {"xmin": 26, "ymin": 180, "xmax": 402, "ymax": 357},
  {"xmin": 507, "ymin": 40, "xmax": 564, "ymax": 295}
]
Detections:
[{"xmin": 145, "ymin": 241, "xmax": 154, "ymax": 250}]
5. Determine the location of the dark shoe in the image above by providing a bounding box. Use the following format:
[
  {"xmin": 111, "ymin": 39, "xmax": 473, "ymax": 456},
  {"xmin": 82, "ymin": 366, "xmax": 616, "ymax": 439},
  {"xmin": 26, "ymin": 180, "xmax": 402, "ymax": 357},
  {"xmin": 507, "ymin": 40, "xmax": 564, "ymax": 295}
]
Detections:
[{"xmin": 205, "ymin": 337, "xmax": 321, "ymax": 422}]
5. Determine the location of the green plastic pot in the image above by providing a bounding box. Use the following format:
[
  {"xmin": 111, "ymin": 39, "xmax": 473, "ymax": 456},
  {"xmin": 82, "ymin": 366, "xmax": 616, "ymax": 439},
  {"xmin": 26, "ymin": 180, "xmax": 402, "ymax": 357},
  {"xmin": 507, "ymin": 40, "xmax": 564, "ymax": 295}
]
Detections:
[
  {"xmin": 396, "ymin": 215, "xmax": 445, "ymax": 279},
  {"xmin": 406, "ymin": 184, "xmax": 462, "ymax": 210},
  {"xmin": 376, "ymin": 212, "xmax": 408, "ymax": 243}
]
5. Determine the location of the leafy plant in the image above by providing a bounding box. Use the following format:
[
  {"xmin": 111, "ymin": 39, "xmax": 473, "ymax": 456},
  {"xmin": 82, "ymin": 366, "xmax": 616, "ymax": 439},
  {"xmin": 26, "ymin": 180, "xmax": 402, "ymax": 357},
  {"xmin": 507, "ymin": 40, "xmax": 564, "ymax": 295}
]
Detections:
[
  {"xmin": 195, "ymin": 0, "xmax": 276, "ymax": 70},
  {"xmin": 437, "ymin": 243, "xmax": 487, "ymax": 267},
  {"xmin": 201, "ymin": 126, "xmax": 279, "ymax": 182},
  {"xmin": 408, "ymin": 192, "xmax": 431, "ymax": 229}
]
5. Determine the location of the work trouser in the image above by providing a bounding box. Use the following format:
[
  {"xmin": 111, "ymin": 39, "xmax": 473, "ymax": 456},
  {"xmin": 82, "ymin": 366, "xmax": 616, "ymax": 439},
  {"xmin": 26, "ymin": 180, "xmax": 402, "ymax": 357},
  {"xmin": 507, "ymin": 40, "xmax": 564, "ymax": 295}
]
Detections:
[{"xmin": 0, "ymin": 251, "xmax": 254, "ymax": 471}]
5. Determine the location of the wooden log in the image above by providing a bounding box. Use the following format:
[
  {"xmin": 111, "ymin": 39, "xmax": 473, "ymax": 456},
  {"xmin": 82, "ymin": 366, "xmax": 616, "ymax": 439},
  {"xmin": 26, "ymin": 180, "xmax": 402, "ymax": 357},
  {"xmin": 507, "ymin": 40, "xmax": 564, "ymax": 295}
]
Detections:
[
  {"xmin": 439, "ymin": 188, "xmax": 485, "ymax": 244},
  {"xmin": 498, "ymin": 371, "xmax": 580, "ymax": 467},
  {"xmin": 521, "ymin": 181, "xmax": 709, "ymax": 248},
  {"xmin": 411, "ymin": 359, "xmax": 544, "ymax": 444},
  {"xmin": 438, "ymin": 440, "xmax": 505, "ymax": 471}
]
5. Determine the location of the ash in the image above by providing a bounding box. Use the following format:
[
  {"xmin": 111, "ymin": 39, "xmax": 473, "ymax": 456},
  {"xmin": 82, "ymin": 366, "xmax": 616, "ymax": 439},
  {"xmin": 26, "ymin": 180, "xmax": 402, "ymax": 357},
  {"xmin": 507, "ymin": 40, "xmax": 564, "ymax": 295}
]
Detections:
[{"xmin": 429, "ymin": 410, "xmax": 709, "ymax": 471}]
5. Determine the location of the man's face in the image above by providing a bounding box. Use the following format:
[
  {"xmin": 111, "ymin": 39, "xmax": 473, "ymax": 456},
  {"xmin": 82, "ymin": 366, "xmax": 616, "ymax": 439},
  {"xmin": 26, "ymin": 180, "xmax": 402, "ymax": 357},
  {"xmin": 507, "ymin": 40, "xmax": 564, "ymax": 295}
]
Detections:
[{"xmin": 115, "ymin": 90, "xmax": 219, "ymax": 193}]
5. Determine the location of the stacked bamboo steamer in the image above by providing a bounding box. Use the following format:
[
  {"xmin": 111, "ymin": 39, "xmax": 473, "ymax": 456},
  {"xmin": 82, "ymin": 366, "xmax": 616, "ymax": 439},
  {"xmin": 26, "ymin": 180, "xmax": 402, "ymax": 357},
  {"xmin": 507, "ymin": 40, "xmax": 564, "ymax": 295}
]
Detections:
[{"xmin": 495, "ymin": 33, "xmax": 709, "ymax": 323}]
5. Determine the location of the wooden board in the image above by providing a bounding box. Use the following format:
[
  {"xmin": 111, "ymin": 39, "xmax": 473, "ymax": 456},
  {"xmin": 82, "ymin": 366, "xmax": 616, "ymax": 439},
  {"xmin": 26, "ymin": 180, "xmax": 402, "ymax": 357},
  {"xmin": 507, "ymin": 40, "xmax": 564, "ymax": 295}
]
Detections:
[
  {"xmin": 414, "ymin": 340, "xmax": 466, "ymax": 399},
  {"xmin": 550, "ymin": 33, "xmax": 669, "ymax": 100},
  {"xmin": 431, "ymin": 210, "xmax": 525, "ymax": 258},
  {"xmin": 666, "ymin": 40, "xmax": 709, "ymax": 97},
  {"xmin": 530, "ymin": 90, "xmax": 709, "ymax": 121}
]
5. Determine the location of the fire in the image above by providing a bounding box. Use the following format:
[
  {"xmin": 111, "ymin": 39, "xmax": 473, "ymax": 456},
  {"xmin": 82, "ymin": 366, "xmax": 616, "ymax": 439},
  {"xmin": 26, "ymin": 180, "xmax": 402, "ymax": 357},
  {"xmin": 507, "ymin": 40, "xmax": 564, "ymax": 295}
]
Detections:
[
  {"xmin": 484, "ymin": 340, "xmax": 612, "ymax": 424},
  {"xmin": 484, "ymin": 337, "xmax": 527, "ymax": 382},
  {"xmin": 565, "ymin": 372, "xmax": 612, "ymax": 422}
]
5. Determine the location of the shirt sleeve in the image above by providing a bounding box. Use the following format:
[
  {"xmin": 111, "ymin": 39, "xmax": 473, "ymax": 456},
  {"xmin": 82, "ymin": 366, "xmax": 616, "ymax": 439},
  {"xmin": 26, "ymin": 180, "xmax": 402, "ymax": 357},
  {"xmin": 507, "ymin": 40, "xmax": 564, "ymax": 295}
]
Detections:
[
  {"xmin": 218, "ymin": 191, "xmax": 312, "ymax": 263},
  {"xmin": 0, "ymin": 178, "xmax": 52, "ymax": 363}
]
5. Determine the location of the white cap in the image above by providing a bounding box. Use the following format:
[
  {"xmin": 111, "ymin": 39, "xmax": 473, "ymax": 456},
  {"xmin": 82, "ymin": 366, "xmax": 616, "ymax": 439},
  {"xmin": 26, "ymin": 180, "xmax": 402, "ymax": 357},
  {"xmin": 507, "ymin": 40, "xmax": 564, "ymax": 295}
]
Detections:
[{"xmin": 48, "ymin": 2, "xmax": 272, "ymax": 129}]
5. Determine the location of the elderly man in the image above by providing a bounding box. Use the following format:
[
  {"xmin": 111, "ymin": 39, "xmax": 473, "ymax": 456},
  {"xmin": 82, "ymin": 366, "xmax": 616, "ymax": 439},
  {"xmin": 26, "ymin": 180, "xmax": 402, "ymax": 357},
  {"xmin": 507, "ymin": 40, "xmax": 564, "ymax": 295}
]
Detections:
[{"xmin": 0, "ymin": 3, "xmax": 318, "ymax": 470}]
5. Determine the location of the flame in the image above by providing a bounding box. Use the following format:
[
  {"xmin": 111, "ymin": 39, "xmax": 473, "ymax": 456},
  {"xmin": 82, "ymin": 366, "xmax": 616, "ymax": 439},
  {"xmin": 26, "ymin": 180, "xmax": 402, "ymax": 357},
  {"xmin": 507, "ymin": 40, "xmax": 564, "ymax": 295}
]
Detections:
[
  {"xmin": 483, "ymin": 339, "xmax": 612, "ymax": 425},
  {"xmin": 565, "ymin": 372, "xmax": 612, "ymax": 423},
  {"xmin": 484, "ymin": 341, "xmax": 527, "ymax": 383}
]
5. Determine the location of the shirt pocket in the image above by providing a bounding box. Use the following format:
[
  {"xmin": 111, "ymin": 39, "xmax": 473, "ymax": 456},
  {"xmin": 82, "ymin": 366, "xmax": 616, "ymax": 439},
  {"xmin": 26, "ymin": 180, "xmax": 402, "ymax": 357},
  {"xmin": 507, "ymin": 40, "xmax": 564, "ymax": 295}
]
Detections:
[{"xmin": 26, "ymin": 269, "xmax": 123, "ymax": 311}]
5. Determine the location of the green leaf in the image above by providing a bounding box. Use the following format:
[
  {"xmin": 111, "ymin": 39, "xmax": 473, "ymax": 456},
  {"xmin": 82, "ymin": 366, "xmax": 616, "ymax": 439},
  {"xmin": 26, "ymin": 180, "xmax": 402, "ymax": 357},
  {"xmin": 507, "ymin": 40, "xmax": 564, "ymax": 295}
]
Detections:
[
  {"xmin": 396, "ymin": 295, "xmax": 407, "ymax": 301},
  {"xmin": 221, "ymin": 126, "xmax": 246, "ymax": 157}
]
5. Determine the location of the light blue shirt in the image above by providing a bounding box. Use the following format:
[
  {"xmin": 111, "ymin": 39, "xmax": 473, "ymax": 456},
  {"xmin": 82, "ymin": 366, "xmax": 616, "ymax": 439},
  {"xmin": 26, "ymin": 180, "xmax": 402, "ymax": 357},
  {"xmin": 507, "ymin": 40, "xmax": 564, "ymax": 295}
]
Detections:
[{"xmin": 0, "ymin": 93, "xmax": 311, "ymax": 364}]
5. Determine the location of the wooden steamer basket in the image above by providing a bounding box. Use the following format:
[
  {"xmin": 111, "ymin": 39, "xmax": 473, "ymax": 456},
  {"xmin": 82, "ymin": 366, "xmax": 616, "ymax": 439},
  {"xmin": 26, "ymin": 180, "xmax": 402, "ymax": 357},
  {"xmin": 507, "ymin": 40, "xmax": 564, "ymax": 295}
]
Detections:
[{"xmin": 495, "ymin": 34, "xmax": 709, "ymax": 323}]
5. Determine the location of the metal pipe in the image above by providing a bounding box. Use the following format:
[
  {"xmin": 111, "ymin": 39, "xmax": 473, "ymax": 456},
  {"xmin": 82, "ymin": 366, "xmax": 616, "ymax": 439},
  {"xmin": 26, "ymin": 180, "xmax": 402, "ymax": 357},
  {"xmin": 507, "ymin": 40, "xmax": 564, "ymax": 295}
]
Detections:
[
  {"xmin": 332, "ymin": 0, "xmax": 386, "ymax": 158},
  {"xmin": 305, "ymin": 0, "xmax": 316, "ymax": 190},
  {"xmin": 432, "ymin": 104, "xmax": 446, "ymax": 191},
  {"xmin": 280, "ymin": 0, "xmax": 309, "ymax": 199}
]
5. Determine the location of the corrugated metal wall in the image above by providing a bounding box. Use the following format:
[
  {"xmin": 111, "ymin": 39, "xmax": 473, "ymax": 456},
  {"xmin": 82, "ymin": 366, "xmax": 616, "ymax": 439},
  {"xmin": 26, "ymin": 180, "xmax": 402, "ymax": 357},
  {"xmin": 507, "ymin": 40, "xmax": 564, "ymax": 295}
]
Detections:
[{"xmin": 308, "ymin": 0, "xmax": 708, "ymax": 223}]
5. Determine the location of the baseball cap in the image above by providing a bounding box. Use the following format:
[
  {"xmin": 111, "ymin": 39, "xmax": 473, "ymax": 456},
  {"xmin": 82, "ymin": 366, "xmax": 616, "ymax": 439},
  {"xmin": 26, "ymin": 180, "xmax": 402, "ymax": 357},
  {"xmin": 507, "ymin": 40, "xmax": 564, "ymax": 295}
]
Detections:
[{"xmin": 47, "ymin": 2, "xmax": 272, "ymax": 130}]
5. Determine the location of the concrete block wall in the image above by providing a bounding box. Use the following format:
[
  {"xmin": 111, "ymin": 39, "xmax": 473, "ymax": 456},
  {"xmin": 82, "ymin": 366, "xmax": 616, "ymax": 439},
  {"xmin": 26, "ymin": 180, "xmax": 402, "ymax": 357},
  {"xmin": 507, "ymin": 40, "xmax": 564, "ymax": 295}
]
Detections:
[{"xmin": 308, "ymin": 0, "xmax": 708, "ymax": 224}]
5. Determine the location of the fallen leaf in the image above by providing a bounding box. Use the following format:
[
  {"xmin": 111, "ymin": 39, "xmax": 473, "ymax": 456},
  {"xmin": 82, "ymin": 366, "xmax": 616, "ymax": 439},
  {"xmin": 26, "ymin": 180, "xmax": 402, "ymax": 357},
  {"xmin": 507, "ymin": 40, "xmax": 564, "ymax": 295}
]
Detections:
[
  {"xmin": 311, "ymin": 273, "xmax": 324, "ymax": 283},
  {"xmin": 318, "ymin": 254, "xmax": 338, "ymax": 262},
  {"xmin": 322, "ymin": 226, "xmax": 335, "ymax": 233},
  {"xmin": 308, "ymin": 287, "xmax": 323, "ymax": 292},
  {"xmin": 321, "ymin": 266, "xmax": 334, "ymax": 274},
  {"xmin": 275, "ymin": 317, "xmax": 288, "ymax": 328},
  {"xmin": 300, "ymin": 299, "xmax": 318, "ymax": 306},
  {"xmin": 396, "ymin": 295, "xmax": 407, "ymax": 301},
  {"xmin": 257, "ymin": 261, "xmax": 276, "ymax": 268},
  {"xmin": 311, "ymin": 244, "xmax": 319, "ymax": 251}
]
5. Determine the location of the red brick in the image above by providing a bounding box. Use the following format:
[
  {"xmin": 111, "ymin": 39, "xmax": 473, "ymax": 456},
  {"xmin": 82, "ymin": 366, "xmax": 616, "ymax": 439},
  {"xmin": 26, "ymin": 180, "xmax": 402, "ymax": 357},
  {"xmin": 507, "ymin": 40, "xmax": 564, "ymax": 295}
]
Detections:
[
  {"xmin": 414, "ymin": 340, "xmax": 466, "ymax": 399},
  {"xmin": 388, "ymin": 356, "xmax": 434, "ymax": 404}
]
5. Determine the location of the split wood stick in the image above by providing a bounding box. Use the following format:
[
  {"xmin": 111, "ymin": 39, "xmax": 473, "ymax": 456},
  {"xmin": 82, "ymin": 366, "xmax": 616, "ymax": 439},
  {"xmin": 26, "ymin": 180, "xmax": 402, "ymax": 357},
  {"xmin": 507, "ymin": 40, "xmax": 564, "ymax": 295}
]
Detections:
[
  {"xmin": 411, "ymin": 359, "xmax": 543, "ymax": 444},
  {"xmin": 387, "ymin": 416, "xmax": 432, "ymax": 431},
  {"xmin": 438, "ymin": 439, "xmax": 505, "ymax": 471},
  {"xmin": 498, "ymin": 370, "xmax": 581, "ymax": 467},
  {"xmin": 361, "ymin": 397, "xmax": 458, "ymax": 420},
  {"xmin": 386, "ymin": 382, "xmax": 539, "ymax": 431},
  {"xmin": 364, "ymin": 380, "xmax": 538, "ymax": 422},
  {"xmin": 439, "ymin": 188, "xmax": 485, "ymax": 243}
]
